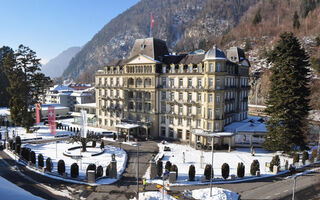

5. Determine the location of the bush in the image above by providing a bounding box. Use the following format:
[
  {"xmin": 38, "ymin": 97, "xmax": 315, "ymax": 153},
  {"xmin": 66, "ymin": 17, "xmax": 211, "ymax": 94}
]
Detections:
[
  {"xmin": 106, "ymin": 164, "xmax": 111, "ymax": 177},
  {"xmin": 165, "ymin": 161, "xmax": 172, "ymax": 172},
  {"xmin": 8, "ymin": 139, "xmax": 13, "ymax": 150},
  {"xmin": 86, "ymin": 164, "xmax": 96, "ymax": 178},
  {"xmin": 92, "ymin": 140, "xmax": 96, "ymax": 147},
  {"xmin": 250, "ymin": 160, "xmax": 260, "ymax": 176},
  {"xmin": 96, "ymin": 166, "xmax": 103, "ymax": 178},
  {"xmin": 15, "ymin": 136, "xmax": 21, "ymax": 146},
  {"xmin": 25, "ymin": 148, "xmax": 31, "ymax": 161},
  {"xmin": 302, "ymin": 151, "xmax": 309, "ymax": 165},
  {"xmin": 221, "ymin": 163, "xmax": 230, "ymax": 180},
  {"xmin": 237, "ymin": 162, "xmax": 245, "ymax": 178},
  {"xmin": 270, "ymin": 155, "xmax": 280, "ymax": 172},
  {"xmin": 71, "ymin": 163, "xmax": 79, "ymax": 178},
  {"xmin": 46, "ymin": 157, "xmax": 53, "ymax": 172},
  {"xmin": 16, "ymin": 144, "xmax": 21, "ymax": 155},
  {"xmin": 157, "ymin": 160, "xmax": 163, "ymax": 177},
  {"xmin": 38, "ymin": 154, "xmax": 44, "ymax": 168},
  {"xmin": 58, "ymin": 160, "xmax": 65, "ymax": 175},
  {"xmin": 170, "ymin": 164, "xmax": 178, "ymax": 179},
  {"xmin": 100, "ymin": 142, "xmax": 105, "ymax": 150},
  {"xmin": 293, "ymin": 153, "xmax": 299, "ymax": 164},
  {"xmin": 188, "ymin": 165, "xmax": 195, "ymax": 181},
  {"xmin": 310, "ymin": 149, "xmax": 317, "ymax": 163},
  {"xmin": 204, "ymin": 164, "xmax": 213, "ymax": 180},
  {"xmin": 30, "ymin": 151, "xmax": 36, "ymax": 164}
]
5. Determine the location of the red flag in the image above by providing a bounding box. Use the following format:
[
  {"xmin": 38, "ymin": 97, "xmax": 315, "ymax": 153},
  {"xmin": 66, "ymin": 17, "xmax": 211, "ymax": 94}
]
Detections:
[
  {"xmin": 151, "ymin": 13, "xmax": 155, "ymax": 28},
  {"xmin": 48, "ymin": 106, "xmax": 56, "ymax": 136},
  {"xmin": 36, "ymin": 103, "xmax": 41, "ymax": 124}
]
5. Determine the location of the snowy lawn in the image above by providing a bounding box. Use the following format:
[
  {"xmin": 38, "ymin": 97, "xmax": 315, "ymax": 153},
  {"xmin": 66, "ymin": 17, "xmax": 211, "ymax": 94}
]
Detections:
[
  {"xmin": 192, "ymin": 187, "xmax": 239, "ymax": 200},
  {"xmin": 145, "ymin": 142, "xmax": 293, "ymax": 185},
  {"xmin": 22, "ymin": 141, "xmax": 127, "ymax": 184},
  {"xmin": 0, "ymin": 176, "xmax": 43, "ymax": 200},
  {"xmin": 130, "ymin": 191, "xmax": 177, "ymax": 200}
]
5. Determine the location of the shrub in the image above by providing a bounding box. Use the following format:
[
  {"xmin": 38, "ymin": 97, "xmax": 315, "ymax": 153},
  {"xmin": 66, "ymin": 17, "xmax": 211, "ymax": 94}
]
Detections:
[
  {"xmin": 270, "ymin": 155, "xmax": 280, "ymax": 172},
  {"xmin": 58, "ymin": 160, "xmax": 65, "ymax": 175},
  {"xmin": 293, "ymin": 153, "xmax": 300, "ymax": 164},
  {"xmin": 302, "ymin": 151, "xmax": 309, "ymax": 165},
  {"xmin": 250, "ymin": 160, "xmax": 260, "ymax": 176},
  {"xmin": 30, "ymin": 151, "xmax": 36, "ymax": 164},
  {"xmin": 237, "ymin": 162, "xmax": 245, "ymax": 178},
  {"xmin": 46, "ymin": 157, "xmax": 53, "ymax": 172},
  {"xmin": 188, "ymin": 165, "xmax": 195, "ymax": 181},
  {"xmin": 106, "ymin": 164, "xmax": 111, "ymax": 177},
  {"xmin": 71, "ymin": 163, "xmax": 79, "ymax": 178},
  {"xmin": 221, "ymin": 163, "xmax": 230, "ymax": 180},
  {"xmin": 157, "ymin": 160, "xmax": 163, "ymax": 177},
  {"xmin": 38, "ymin": 154, "xmax": 44, "ymax": 168},
  {"xmin": 86, "ymin": 164, "xmax": 96, "ymax": 178},
  {"xmin": 25, "ymin": 148, "xmax": 31, "ymax": 161},
  {"xmin": 92, "ymin": 140, "xmax": 96, "ymax": 147},
  {"xmin": 8, "ymin": 139, "xmax": 13, "ymax": 150},
  {"xmin": 170, "ymin": 164, "xmax": 178, "ymax": 179},
  {"xmin": 165, "ymin": 161, "xmax": 172, "ymax": 172},
  {"xmin": 15, "ymin": 136, "xmax": 21, "ymax": 146},
  {"xmin": 204, "ymin": 164, "xmax": 213, "ymax": 180},
  {"xmin": 310, "ymin": 149, "xmax": 317, "ymax": 163},
  {"xmin": 100, "ymin": 142, "xmax": 105, "ymax": 150},
  {"xmin": 96, "ymin": 166, "xmax": 103, "ymax": 178}
]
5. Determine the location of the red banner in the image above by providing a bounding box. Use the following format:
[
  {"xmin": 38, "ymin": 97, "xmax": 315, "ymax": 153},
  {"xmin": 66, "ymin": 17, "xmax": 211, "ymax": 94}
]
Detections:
[
  {"xmin": 36, "ymin": 103, "xmax": 41, "ymax": 124},
  {"xmin": 151, "ymin": 12, "xmax": 155, "ymax": 28},
  {"xmin": 48, "ymin": 106, "xmax": 56, "ymax": 136}
]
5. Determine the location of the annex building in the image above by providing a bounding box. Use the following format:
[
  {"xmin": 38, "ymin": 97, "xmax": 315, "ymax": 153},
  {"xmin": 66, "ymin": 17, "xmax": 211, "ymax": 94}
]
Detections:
[{"xmin": 95, "ymin": 38, "xmax": 250, "ymax": 147}]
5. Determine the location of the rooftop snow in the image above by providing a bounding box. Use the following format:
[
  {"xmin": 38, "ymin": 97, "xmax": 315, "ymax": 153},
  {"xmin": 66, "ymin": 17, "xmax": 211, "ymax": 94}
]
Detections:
[{"xmin": 224, "ymin": 116, "xmax": 267, "ymax": 133}]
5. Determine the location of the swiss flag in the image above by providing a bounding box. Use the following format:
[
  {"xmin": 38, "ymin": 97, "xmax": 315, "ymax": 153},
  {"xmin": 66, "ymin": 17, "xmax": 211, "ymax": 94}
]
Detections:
[
  {"xmin": 48, "ymin": 106, "xmax": 56, "ymax": 136},
  {"xmin": 151, "ymin": 12, "xmax": 155, "ymax": 28}
]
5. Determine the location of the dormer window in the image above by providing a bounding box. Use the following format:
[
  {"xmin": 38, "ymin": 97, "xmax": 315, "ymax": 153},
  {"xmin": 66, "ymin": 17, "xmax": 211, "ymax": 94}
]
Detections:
[{"xmin": 140, "ymin": 44, "xmax": 146, "ymax": 50}]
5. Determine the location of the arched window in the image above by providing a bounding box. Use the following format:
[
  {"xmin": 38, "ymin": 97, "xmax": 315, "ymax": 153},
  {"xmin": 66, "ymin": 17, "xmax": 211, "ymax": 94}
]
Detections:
[
  {"xmin": 145, "ymin": 78, "xmax": 151, "ymax": 86},
  {"xmin": 136, "ymin": 78, "xmax": 143, "ymax": 86},
  {"xmin": 128, "ymin": 78, "xmax": 134, "ymax": 85}
]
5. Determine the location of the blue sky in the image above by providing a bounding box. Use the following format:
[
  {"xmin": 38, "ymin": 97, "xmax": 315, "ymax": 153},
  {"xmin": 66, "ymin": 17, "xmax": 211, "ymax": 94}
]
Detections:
[{"xmin": 0, "ymin": 0, "xmax": 140, "ymax": 64}]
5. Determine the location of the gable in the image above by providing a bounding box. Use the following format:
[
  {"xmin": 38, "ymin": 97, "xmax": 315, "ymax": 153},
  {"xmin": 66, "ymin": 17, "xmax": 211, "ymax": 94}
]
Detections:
[{"xmin": 127, "ymin": 54, "xmax": 158, "ymax": 65}]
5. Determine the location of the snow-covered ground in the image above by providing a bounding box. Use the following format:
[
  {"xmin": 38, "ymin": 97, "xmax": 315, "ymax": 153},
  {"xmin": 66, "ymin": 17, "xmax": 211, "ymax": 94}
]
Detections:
[
  {"xmin": 130, "ymin": 191, "xmax": 177, "ymax": 200},
  {"xmin": 309, "ymin": 110, "xmax": 320, "ymax": 122},
  {"xmin": 192, "ymin": 187, "xmax": 239, "ymax": 200},
  {"xmin": 22, "ymin": 141, "xmax": 127, "ymax": 184},
  {"xmin": 0, "ymin": 176, "xmax": 43, "ymax": 200},
  {"xmin": 145, "ymin": 142, "xmax": 292, "ymax": 185}
]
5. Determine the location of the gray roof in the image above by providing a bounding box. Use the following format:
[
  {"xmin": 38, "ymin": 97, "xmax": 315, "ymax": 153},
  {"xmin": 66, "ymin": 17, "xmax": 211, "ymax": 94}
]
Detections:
[
  {"xmin": 204, "ymin": 45, "xmax": 226, "ymax": 60},
  {"xmin": 226, "ymin": 47, "xmax": 246, "ymax": 63},
  {"xmin": 129, "ymin": 38, "xmax": 169, "ymax": 61}
]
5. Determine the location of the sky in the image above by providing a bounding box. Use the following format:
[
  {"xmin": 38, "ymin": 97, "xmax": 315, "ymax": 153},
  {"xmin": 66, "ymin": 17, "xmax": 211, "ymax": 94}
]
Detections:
[{"xmin": 0, "ymin": 0, "xmax": 140, "ymax": 64}]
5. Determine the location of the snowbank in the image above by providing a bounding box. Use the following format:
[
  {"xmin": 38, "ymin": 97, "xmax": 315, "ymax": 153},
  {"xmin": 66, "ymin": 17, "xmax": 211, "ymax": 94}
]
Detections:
[
  {"xmin": 130, "ymin": 191, "xmax": 176, "ymax": 200},
  {"xmin": 192, "ymin": 187, "xmax": 239, "ymax": 200}
]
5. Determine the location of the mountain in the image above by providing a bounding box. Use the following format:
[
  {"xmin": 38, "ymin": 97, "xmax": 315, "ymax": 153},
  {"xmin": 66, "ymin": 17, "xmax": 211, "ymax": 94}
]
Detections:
[
  {"xmin": 42, "ymin": 46, "xmax": 81, "ymax": 78},
  {"xmin": 62, "ymin": 0, "xmax": 257, "ymax": 81}
]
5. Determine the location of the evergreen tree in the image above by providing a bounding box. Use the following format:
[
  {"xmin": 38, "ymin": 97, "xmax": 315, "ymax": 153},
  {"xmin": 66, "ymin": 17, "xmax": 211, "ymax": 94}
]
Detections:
[
  {"xmin": 2, "ymin": 45, "xmax": 51, "ymax": 131},
  {"xmin": 293, "ymin": 11, "xmax": 300, "ymax": 29},
  {"xmin": 0, "ymin": 46, "xmax": 13, "ymax": 107},
  {"xmin": 264, "ymin": 32, "xmax": 310, "ymax": 152},
  {"xmin": 252, "ymin": 8, "xmax": 262, "ymax": 25}
]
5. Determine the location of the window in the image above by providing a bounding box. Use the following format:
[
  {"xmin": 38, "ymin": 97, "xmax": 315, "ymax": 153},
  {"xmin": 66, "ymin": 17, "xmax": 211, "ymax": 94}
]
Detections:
[
  {"xmin": 178, "ymin": 129, "xmax": 182, "ymax": 138},
  {"xmin": 128, "ymin": 91, "xmax": 134, "ymax": 99},
  {"xmin": 208, "ymin": 108, "xmax": 212, "ymax": 119},
  {"xmin": 116, "ymin": 78, "xmax": 119, "ymax": 86},
  {"xmin": 161, "ymin": 91, "xmax": 166, "ymax": 100},
  {"xmin": 198, "ymin": 78, "xmax": 202, "ymax": 88},
  {"xmin": 187, "ymin": 119, "xmax": 191, "ymax": 126},
  {"xmin": 207, "ymin": 122, "xmax": 212, "ymax": 130},
  {"xmin": 208, "ymin": 94, "xmax": 213, "ymax": 103},
  {"xmin": 162, "ymin": 78, "xmax": 166, "ymax": 87},
  {"xmin": 197, "ymin": 106, "xmax": 201, "ymax": 115},
  {"xmin": 199, "ymin": 65, "xmax": 202, "ymax": 73},
  {"xmin": 216, "ymin": 95, "xmax": 220, "ymax": 103},
  {"xmin": 197, "ymin": 119, "xmax": 201, "ymax": 128},
  {"xmin": 215, "ymin": 109, "xmax": 220, "ymax": 119},
  {"xmin": 161, "ymin": 104, "xmax": 166, "ymax": 113},
  {"xmin": 186, "ymin": 130, "xmax": 190, "ymax": 139},
  {"xmin": 169, "ymin": 128, "xmax": 174, "ymax": 137},
  {"xmin": 136, "ymin": 102, "xmax": 142, "ymax": 111},
  {"xmin": 169, "ymin": 117, "xmax": 174, "ymax": 125},
  {"xmin": 171, "ymin": 66, "xmax": 175, "ymax": 73},
  {"xmin": 145, "ymin": 92, "xmax": 151, "ymax": 100},
  {"xmin": 209, "ymin": 63, "xmax": 213, "ymax": 72},
  {"xmin": 189, "ymin": 66, "xmax": 192, "ymax": 73},
  {"xmin": 188, "ymin": 78, "xmax": 192, "ymax": 88},
  {"xmin": 179, "ymin": 105, "xmax": 183, "ymax": 114},
  {"xmin": 178, "ymin": 118, "xmax": 182, "ymax": 125},
  {"xmin": 170, "ymin": 105, "xmax": 174, "ymax": 113},
  {"xmin": 137, "ymin": 78, "xmax": 142, "ymax": 86},
  {"xmin": 197, "ymin": 93, "xmax": 201, "ymax": 101},
  {"xmin": 161, "ymin": 127, "xmax": 166, "ymax": 137},
  {"xmin": 145, "ymin": 103, "xmax": 151, "ymax": 111},
  {"xmin": 162, "ymin": 66, "xmax": 166, "ymax": 73},
  {"xmin": 110, "ymin": 78, "xmax": 113, "ymax": 86},
  {"xmin": 179, "ymin": 92, "xmax": 183, "ymax": 100},
  {"xmin": 215, "ymin": 122, "xmax": 219, "ymax": 131},
  {"xmin": 145, "ymin": 78, "xmax": 151, "ymax": 86},
  {"xmin": 136, "ymin": 91, "xmax": 142, "ymax": 99},
  {"xmin": 188, "ymin": 93, "xmax": 192, "ymax": 101},
  {"xmin": 170, "ymin": 92, "xmax": 174, "ymax": 101},
  {"xmin": 187, "ymin": 106, "xmax": 191, "ymax": 114},
  {"xmin": 110, "ymin": 120, "xmax": 113, "ymax": 126},
  {"xmin": 216, "ymin": 79, "xmax": 220, "ymax": 89},
  {"xmin": 129, "ymin": 102, "xmax": 134, "ymax": 110},
  {"xmin": 128, "ymin": 78, "xmax": 134, "ymax": 85},
  {"xmin": 105, "ymin": 78, "xmax": 108, "ymax": 86},
  {"xmin": 179, "ymin": 78, "xmax": 183, "ymax": 88},
  {"xmin": 209, "ymin": 78, "xmax": 213, "ymax": 87},
  {"xmin": 170, "ymin": 78, "xmax": 174, "ymax": 88},
  {"xmin": 136, "ymin": 114, "xmax": 141, "ymax": 121},
  {"xmin": 216, "ymin": 63, "xmax": 221, "ymax": 72}
]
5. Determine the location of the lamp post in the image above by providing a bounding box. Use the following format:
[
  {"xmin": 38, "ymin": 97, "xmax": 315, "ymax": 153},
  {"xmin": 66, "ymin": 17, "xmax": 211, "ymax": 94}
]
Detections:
[{"xmin": 292, "ymin": 175, "xmax": 297, "ymax": 200}]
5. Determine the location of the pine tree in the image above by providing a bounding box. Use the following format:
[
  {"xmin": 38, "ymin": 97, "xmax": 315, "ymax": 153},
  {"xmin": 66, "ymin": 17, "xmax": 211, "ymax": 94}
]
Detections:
[
  {"xmin": 0, "ymin": 46, "xmax": 13, "ymax": 107},
  {"xmin": 2, "ymin": 45, "xmax": 51, "ymax": 132},
  {"xmin": 252, "ymin": 8, "xmax": 262, "ymax": 25},
  {"xmin": 264, "ymin": 32, "xmax": 310, "ymax": 152},
  {"xmin": 293, "ymin": 11, "xmax": 300, "ymax": 29}
]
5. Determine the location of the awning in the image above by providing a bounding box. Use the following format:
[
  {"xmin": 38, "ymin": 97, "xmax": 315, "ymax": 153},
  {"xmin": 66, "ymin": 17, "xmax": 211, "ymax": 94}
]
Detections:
[
  {"xmin": 115, "ymin": 123, "xmax": 140, "ymax": 129},
  {"xmin": 191, "ymin": 129, "xmax": 236, "ymax": 137}
]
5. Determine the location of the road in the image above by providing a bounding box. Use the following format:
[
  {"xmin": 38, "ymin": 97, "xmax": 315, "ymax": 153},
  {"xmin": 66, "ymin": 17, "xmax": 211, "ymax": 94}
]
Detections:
[{"xmin": 1, "ymin": 139, "xmax": 320, "ymax": 200}]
